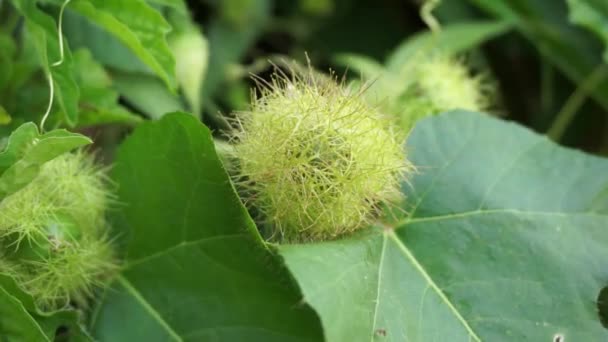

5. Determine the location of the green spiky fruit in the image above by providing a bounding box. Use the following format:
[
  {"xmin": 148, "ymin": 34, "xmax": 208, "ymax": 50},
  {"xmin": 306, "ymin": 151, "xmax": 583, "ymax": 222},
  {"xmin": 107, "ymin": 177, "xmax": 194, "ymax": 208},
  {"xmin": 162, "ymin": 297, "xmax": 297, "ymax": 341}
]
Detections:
[
  {"xmin": 377, "ymin": 55, "xmax": 492, "ymax": 132},
  {"xmin": 232, "ymin": 67, "xmax": 411, "ymax": 242},
  {"xmin": 0, "ymin": 151, "xmax": 116, "ymax": 309},
  {"xmin": 413, "ymin": 56, "xmax": 488, "ymax": 110}
]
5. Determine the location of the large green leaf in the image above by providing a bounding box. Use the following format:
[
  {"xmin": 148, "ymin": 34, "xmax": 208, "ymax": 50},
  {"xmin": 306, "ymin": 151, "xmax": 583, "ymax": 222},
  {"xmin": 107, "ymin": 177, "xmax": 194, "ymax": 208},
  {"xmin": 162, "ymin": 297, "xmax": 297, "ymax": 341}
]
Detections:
[
  {"xmin": 279, "ymin": 111, "xmax": 608, "ymax": 341},
  {"xmin": 0, "ymin": 122, "xmax": 91, "ymax": 197},
  {"xmin": 91, "ymin": 113, "xmax": 322, "ymax": 341},
  {"xmin": 67, "ymin": 0, "xmax": 176, "ymax": 90},
  {"xmin": 11, "ymin": 0, "xmax": 80, "ymax": 125},
  {"xmin": 566, "ymin": 0, "xmax": 608, "ymax": 62}
]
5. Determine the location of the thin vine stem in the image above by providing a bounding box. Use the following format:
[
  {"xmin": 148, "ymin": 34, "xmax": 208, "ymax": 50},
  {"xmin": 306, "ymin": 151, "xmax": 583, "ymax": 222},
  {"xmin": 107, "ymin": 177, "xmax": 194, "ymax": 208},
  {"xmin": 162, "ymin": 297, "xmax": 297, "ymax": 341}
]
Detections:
[
  {"xmin": 52, "ymin": 0, "xmax": 71, "ymax": 67},
  {"xmin": 421, "ymin": 0, "xmax": 442, "ymax": 34},
  {"xmin": 547, "ymin": 64, "xmax": 608, "ymax": 142},
  {"xmin": 40, "ymin": 73, "xmax": 55, "ymax": 131},
  {"xmin": 40, "ymin": 0, "xmax": 71, "ymax": 131}
]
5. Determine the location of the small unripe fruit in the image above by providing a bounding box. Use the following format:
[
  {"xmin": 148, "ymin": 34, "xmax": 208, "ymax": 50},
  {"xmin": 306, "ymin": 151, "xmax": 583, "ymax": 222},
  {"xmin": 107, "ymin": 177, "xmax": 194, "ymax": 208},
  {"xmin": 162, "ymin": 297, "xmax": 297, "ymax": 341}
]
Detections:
[
  {"xmin": 0, "ymin": 151, "xmax": 116, "ymax": 309},
  {"xmin": 414, "ymin": 56, "xmax": 489, "ymax": 111},
  {"xmin": 232, "ymin": 67, "xmax": 411, "ymax": 242},
  {"xmin": 377, "ymin": 55, "xmax": 492, "ymax": 132}
]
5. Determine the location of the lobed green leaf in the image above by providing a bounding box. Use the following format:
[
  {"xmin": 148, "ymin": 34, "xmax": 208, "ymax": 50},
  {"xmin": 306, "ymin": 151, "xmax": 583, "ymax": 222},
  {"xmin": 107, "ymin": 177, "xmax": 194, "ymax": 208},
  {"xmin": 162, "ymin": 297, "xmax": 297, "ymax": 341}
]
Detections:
[
  {"xmin": 91, "ymin": 113, "xmax": 322, "ymax": 341},
  {"xmin": 279, "ymin": 111, "xmax": 608, "ymax": 341}
]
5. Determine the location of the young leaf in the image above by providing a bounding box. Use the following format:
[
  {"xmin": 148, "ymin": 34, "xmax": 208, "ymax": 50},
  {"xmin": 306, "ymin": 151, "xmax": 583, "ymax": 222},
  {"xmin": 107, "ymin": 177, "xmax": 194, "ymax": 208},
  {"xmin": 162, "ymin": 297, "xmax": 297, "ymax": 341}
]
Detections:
[
  {"xmin": 0, "ymin": 122, "xmax": 91, "ymax": 197},
  {"xmin": 279, "ymin": 111, "xmax": 608, "ymax": 341},
  {"xmin": 91, "ymin": 113, "xmax": 322, "ymax": 341}
]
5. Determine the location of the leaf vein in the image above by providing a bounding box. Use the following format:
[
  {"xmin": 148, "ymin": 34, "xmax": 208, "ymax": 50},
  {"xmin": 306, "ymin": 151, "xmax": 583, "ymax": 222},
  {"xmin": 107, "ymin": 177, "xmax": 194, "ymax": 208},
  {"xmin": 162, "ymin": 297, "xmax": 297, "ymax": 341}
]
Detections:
[
  {"xmin": 388, "ymin": 231, "xmax": 482, "ymax": 342},
  {"xmin": 370, "ymin": 233, "xmax": 388, "ymax": 342},
  {"xmin": 118, "ymin": 276, "xmax": 183, "ymax": 341},
  {"xmin": 126, "ymin": 234, "xmax": 247, "ymax": 268}
]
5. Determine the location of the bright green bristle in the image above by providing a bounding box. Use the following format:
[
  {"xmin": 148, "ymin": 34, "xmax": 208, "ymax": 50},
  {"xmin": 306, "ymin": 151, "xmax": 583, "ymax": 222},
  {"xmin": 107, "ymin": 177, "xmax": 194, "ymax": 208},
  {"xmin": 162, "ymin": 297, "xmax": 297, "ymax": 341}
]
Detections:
[
  {"xmin": 232, "ymin": 67, "xmax": 412, "ymax": 242},
  {"xmin": 0, "ymin": 151, "xmax": 116, "ymax": 309}
]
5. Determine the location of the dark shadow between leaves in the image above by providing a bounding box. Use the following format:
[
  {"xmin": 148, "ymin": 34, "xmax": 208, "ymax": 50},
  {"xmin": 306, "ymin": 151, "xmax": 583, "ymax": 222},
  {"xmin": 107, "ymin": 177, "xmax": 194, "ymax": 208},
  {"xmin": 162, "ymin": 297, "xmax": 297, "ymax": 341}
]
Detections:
[{"xmin": 597, "ymin": 285, "xmax": 608, "ymax": 329}]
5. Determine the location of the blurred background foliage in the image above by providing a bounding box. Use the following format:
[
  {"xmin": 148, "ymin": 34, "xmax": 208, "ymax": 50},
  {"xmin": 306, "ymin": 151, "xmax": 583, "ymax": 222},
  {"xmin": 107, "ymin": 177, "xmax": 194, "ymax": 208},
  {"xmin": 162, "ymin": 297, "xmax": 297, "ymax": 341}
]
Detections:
[
  {"xmin": 1, "ymin": 0, "xmax": 607, "ymax": 156},
  {"xmin": 190, "ymin": 0, "xmax": 608, "ymax": 155}
]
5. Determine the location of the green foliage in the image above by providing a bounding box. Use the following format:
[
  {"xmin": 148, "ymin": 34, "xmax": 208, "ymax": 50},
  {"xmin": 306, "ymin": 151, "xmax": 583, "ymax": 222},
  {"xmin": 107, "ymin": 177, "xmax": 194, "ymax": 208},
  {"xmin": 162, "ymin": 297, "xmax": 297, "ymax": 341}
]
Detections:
[
  {"xmin": 335, "ymin": 20, "xmax": 511, "ymax": 81},
  {"xmin": 0, "ymin": 122, "xmax": 91, "ymax": 197},
  {"xmin": 280, "ymin": 111, "xmax": 608, "ymax": 341},
  {"xmin": 336, "ymin": 21, "xmax": 502, "ymax": 131},
  {"xmin": 110, "ymin": 72, "xmax": 184, "ymax": 120},
  {"xmin": 71, "ymin": 49, "xmax": 141, "ymax": 127},
  {"xmin": 201, "ymin": 0, "xmax": 270, "ymax": 118},
  {"xmin": 169, "ymin": 27, "xmax": 208, "ymax": 116},
  {"xmin": 91, "ymin": 113, "xmax": 323, "ymax": 341},
  {"xmin": 0, "ymin": 33, "xmax": 17, "ymax": 93},
  {"xmin": 462, "ymin": 0, "xmax": 608, "ymax": 112},
  {"xmin": 566, "ymin": 0, "xmax": 608, "ymax": 62},
  {"xmin": 1, "ymin": 0, "xmax": 608, "ymax": 340},
  {"xmin": 2, "ymin": 0, "xmax": 175, "ymax": 128},
  {"xmin": 66, "ymin": 0, "xmax": 177, "ymax": 90},
  {"xmin": 385, "ymin": 20, "xmax": 512, "ymax": 70},
  {"xmin": 11, "ymin": 0, "xmax": 80, "ymax": 125}
]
